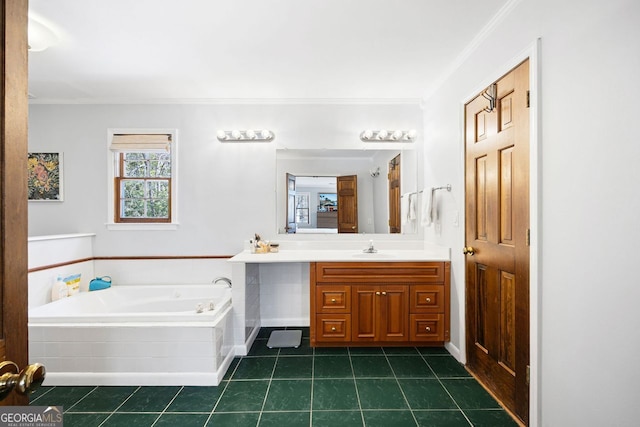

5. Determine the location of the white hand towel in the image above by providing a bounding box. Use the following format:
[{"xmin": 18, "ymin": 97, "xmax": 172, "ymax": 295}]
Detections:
[{"xmin": 421, "ymin": 187, "xmax": 435, "ymax": 226}]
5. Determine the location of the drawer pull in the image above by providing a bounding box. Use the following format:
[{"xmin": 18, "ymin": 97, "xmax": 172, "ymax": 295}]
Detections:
[
  {"xmin": 331, "ymin": 327, "xmax": 337, "ymax": 332},
  {"xmin": 376, "ymin": 291, "xmax": 381, "ymax": 295},
  {"xmin": 426, "ymin": 297, "xmax": 431, "ymax": 303},
  {"xmin": 382, "ymin": 291, "xmax": 387, "ymax": 296},
  {"xmin": 331, "ymin": 298, "xmax": 337, "ymax": 303},
  {"xmin": 425, "ymin": 326, "xmax": 431, "ymax": 332}
]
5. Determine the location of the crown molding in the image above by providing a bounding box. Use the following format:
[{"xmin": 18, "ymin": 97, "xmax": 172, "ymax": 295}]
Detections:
[{"xmin": 28, "ymin": 97, "xmax": 423, "ymax": 106}]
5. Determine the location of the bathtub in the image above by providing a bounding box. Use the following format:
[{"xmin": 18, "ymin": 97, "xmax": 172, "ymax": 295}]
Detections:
[{"xmin": 28, "ymin": 284, "xmax": 234, "ymax": 386}]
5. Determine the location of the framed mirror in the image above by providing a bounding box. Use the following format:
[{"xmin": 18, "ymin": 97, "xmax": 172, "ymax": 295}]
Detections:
[{"xmin": 276, "ymin": 148, "xmax": 418, "ymax": 235}]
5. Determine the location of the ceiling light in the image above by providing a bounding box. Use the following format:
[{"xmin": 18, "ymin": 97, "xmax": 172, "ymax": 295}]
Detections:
[
  {"xmin": 217, "ymin": 130, "xmax": 275, "ymax": 142},
  {"xmin": 28, "ymin": 15, "xmax": 58, "ymax": 52},
  {"xmin": 360, "ymin": 130, "xmax": 417, "ymax": 142}
]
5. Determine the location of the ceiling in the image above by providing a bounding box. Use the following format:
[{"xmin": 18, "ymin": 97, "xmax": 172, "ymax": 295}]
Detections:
[{"xmin": 28, "ymin": 0, "xmax": 510, "ymax": 103}]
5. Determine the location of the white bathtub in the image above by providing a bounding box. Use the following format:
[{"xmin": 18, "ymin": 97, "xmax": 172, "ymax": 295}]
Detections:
[{"xmin": 28, "ymin": 284, "xmax": 234, "ymax": 386}]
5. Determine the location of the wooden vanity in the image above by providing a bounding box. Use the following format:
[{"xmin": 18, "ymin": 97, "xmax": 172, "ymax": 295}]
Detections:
[{"xmin": 310, "ymin": 261, "xmax": 450, "ymax": 347}]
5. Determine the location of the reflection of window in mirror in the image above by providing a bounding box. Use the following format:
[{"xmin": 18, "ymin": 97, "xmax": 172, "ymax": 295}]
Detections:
[
  {"xmin": 295, "ymin": 192, "xmax": 310, "ymax": 224},
  {"xmin": 318, "ymin": 193, "xmax": 338, "ymax": 212}
]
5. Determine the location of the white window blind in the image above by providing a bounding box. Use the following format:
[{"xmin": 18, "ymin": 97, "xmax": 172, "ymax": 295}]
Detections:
[{"xmin": 109, "ymin": 134, "xmax": 172, "ymax": 152}]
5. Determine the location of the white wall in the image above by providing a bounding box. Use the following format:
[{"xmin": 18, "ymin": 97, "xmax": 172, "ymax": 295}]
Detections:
[
  {"xmin": 28, "ymin": 103, "xmax": 423, "ymax": 256},
  {"xmin": 422, "ymin": 0, "xmax": 640, "ymax": 425}
]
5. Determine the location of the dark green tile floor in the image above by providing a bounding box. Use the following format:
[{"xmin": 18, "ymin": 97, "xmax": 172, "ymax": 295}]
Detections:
[{"xmin": 29, "ymin": 327, "xmax": 519, "ymax": 427}]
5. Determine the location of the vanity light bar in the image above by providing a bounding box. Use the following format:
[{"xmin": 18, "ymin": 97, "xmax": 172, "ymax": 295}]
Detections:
[
  {"xmin": 216, "ymin": 129, "xmax": 274, "ymax": 142},
  {"xmin": 360, "ymin": 129, "xmax": 417, "ymax": 142}
]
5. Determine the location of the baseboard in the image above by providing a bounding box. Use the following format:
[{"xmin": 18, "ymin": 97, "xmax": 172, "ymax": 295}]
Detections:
[{"xmin": 259, "ymin": 317, "xmax": 309, "ymax": 327}]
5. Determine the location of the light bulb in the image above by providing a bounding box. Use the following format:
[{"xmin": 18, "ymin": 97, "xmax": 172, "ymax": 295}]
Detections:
[
  {"xmin": 361, "ymin": 130, "xmax": 373, "ymax": 140},
  {"xmin": 377, "ymin": 130, "xmax": 388, "ymax": 140},
  {"xmin": 392, "ymin": 130, "xmax": 403, "ymax": 140},
  {"xmin": 216, "ymin": 130, "xmax": 227, "ymax": 140},
  {"xmin": 246, "ymin": 129, "xmax": 256, "ymax": 139},
  {"xmin": 406, "ymin": 129, "xmax": 417, "ymax": 140},
  {"xmin": 261, "ymin": 130, "xmax": 272, "ymax": 140},
  {"xmin": 231, "ymin": 130, "xmax": 242, "ymax": 139}
]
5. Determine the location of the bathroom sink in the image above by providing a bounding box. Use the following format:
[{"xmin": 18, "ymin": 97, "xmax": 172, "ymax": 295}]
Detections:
[{"xmin": 352, "ymin": 252, "xmax": 396, "ymax": 259}]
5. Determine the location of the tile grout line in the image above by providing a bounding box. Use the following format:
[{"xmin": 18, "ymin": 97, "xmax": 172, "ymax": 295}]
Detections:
[
  {"xmin": 203, "ymin": 357, "xmax": 240, "ymax": 426},
  {"xmin": 62, "ymin": 385, "xmax": 99, "ymax": 413},
  {"xmin": 149, "ymin": 385, "xmax": 184, "ymax": 427},
  {"xmin": 309, "ymin": 344, "xmax": 315, "ymax": 427},
  {"xmin": 256, "ymin": 344, "xmax": 280, "ymax": 426},
  {"xmin": 347, "ymin": 347, "xmax": 367, "ymax": 427},
  {"xmin": 96, "ymin": 386, "xmax": 141, "ymax": 427},
  {"xmin": 419, "ymin": 352, "xmax": 474, "ymax": 427},
  {"xmin": 383, "ymin": 347, "xmax": 420, "ymax": 427}
]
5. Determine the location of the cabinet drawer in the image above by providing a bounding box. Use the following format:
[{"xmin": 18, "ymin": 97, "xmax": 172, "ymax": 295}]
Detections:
[
  {"xmin": 410, "ymin": 285, "xmax": 445, "ymax": 313},
  {"xmin": 316, "ymin": 286, "xmax": 351, "ymax": 313},
  {"xmin": 316, "ymin": 315, "xmax": 351, "ymax": 341},
  {"xmin": 315, "ymin": 262, "xmax": 445, "ymax": 283},
  {"xmin": 410, "ymin": 314, "xmax": 444, "ymax": 341}
]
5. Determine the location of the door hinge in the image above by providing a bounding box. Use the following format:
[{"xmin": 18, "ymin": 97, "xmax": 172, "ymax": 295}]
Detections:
[
  {"xmin": 526, "ymin": 228, "xmax": 530, "ymax": 246},
  {"xmin": 526, "ymin": 90, "xmax": 530, "ymax": 108},
  {"xmin": 526, "ymin": 365, "xmax": 530, "ymax": 385}
]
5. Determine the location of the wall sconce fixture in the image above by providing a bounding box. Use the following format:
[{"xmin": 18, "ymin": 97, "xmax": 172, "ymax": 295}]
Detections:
[
  {"xmin": 360, "ymin": 129, "xmax": 417, "ymax": 142},
  {"xmin": 216, "ymin": 129, "xmax": 274, "ymax": 142}
]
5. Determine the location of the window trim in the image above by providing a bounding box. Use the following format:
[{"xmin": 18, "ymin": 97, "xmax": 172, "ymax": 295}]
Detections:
[{"xmin": 106, "ymin": 128, "xmax": 179, "ymax": 230}]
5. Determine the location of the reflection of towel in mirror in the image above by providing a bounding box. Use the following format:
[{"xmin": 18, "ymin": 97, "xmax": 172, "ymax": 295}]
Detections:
[
  {"xmin": 421, "ymin": 187, "xmax": 435, "ymax": 226},
  {"xmin": 401, "ymin": 193, "xmax": 410, "ymax": 229}
]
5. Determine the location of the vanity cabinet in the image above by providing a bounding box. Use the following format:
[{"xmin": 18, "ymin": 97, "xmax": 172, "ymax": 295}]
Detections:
[{"xmin": 310, "ymin": 261, "xmax": 450, "ymax": 347}]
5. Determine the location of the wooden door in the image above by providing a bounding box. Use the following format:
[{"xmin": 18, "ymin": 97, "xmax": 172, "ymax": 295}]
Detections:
[
  {"xmin": 337, "ymin": 175, "xmax": 358, "ymax": 233},
  {"xmin": 0, "ymin": 0, "xmax": 29, "ymax": 406},
  {"xmin": 378, "ymin": 285, "xmax": 409, "ymax": 341},
  {"xmin": 285, "ymin": 173, "xmax": 296, "ymax": 233},
  {"xmin": 388, "ymin": 155, "xmax": 401, "ymax": 233},
  {"xmin": 465, "ymin": 60, "xmax": 530, "ymax": 423}
]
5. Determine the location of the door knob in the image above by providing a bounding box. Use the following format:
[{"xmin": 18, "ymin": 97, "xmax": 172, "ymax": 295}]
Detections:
[
  {"xmin": 351, "ymin": 226, "xmax": 356, "ymax": 230},
  {"xmin": 0, "ymin": 361, "xmax": 46, "ymax": 401},
  {"xmin": 463, "ymin": 246, "xmax": 475, "ymax": 255}
]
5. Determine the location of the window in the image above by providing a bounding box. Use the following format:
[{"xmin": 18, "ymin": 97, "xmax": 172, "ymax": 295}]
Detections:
[
  {"xmin": 295, "ymin": 192, "xmax": 310, "ymax": 224},
  {"xmin": 108, "ymin": 130, "xmax": 178, "ymax": 228}
]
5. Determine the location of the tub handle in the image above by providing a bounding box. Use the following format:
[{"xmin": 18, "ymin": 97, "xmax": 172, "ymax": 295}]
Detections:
[{"xmin": 0, "ymin": 361, "xmax": 46, "ymax": 401}]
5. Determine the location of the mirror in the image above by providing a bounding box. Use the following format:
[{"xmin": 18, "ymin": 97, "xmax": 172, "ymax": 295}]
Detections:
[{"xmin": 276, "ymin": 148, "xmax": 418, "ymax": 235}]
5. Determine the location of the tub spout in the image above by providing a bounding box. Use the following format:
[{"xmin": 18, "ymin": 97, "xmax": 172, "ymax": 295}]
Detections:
[{"xmin": 213, "ymin": 277, "xmax": 232, "ymax": 288}]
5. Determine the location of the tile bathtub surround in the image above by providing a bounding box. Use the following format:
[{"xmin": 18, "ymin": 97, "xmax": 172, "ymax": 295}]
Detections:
[{"xmin": 30, "ymin": 327, "xmax": 519, "ymax": 427}]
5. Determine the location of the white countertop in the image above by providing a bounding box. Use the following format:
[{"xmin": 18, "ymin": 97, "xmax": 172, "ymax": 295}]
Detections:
[{"xmin": 229, "ymin": 248, "xmax": 450, "ymax": 263}]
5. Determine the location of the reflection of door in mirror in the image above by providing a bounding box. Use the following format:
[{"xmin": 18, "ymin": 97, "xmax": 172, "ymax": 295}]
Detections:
[
  {"xmin": 337, "ymin": 175, "xmax": 358, "ymax": 233},
  {"xmin": 286, "ymin": 173, "xmax": 296, "ymax": 233},
  {"xmin": 388, "ymin": 155, "xmax": 401, "ymax": 233}
]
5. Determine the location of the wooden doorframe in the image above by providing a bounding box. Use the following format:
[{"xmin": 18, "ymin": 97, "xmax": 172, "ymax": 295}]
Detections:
[
  {"xmin": 1, "ymin": 0, "xmax": 29, "ymax": 406},
  {"xmin": 459, "ymin": 39, "xmax": 541, "ymax": 425}
]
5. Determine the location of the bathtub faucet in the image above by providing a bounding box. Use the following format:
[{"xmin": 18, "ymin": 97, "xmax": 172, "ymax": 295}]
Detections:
[{"xmin": 213, "ymin": 277, "xmax": 232, "ymax": 288}]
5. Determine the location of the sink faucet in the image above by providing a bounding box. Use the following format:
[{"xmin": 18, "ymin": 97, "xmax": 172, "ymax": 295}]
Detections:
[
  {"xmin": 362, "ymin": 240, "xmax": 377, "ymax": 253},
  {"xmin": 212, "ymin": 277, "xmax": 232, "ymax": 288}
]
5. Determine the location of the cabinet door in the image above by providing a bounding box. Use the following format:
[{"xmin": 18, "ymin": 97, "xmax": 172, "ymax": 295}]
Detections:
[
  {"xmin": 352, "ymin": 286, "xmax": 377, "ymax": 342},
  {"xmin": 379, "ymin": 285, "xmax": 409, "ymax": 341}
]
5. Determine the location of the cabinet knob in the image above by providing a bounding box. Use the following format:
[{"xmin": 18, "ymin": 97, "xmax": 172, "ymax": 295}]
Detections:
[
  {"xmin": 381, "ymin": 291, "xmax": 387, "ymax": 296},
  {"xmin": 331, "ymin": 298, "xmax": 336, "ymax": 303},
  {"xmin": 425, "ymin": 326, "xmax": 431, "ymax": 332},
  {"xmin": 426, "ymin": 297, "xmax": 431, "ymax": 303},
  {"xmin": 376, "ymin": 291, "xmax": 381, "ymax": 295},
  {"xmin": 331, "ymin": 327, "xmax": 336, "ymax": 332}
]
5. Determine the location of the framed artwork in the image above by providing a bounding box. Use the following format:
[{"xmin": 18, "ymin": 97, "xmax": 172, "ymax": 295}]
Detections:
[{"xmin": 27, "ymin": 152, "xmax": 63, "ymax": 201}]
